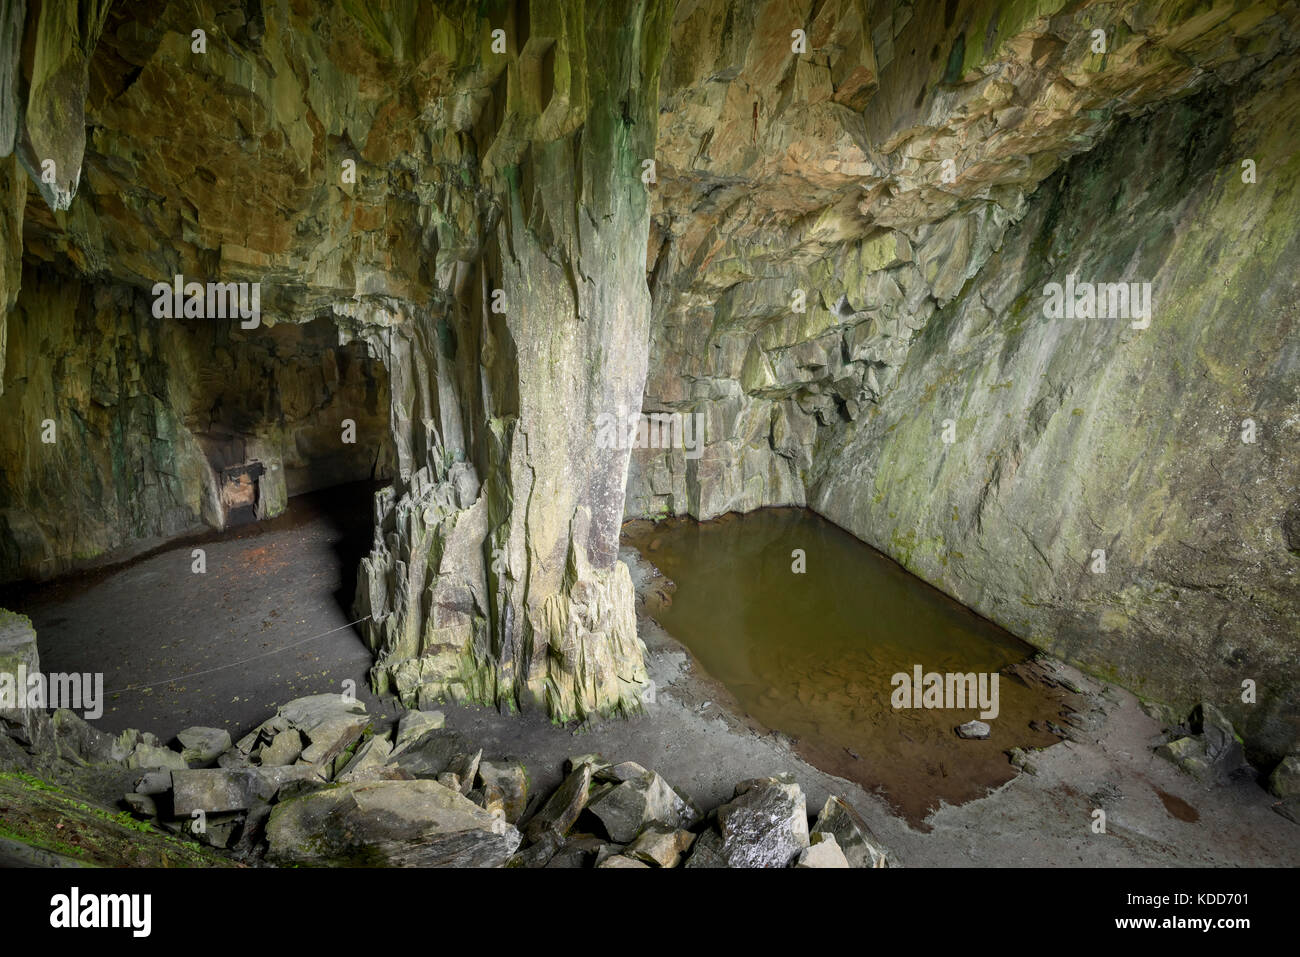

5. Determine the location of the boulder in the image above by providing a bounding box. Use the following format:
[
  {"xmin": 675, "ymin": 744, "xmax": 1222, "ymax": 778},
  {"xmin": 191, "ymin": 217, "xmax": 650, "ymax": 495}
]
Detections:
[
  {"xmin": 259, "ymin": 730, "xmax": 304, "ymax": 767},
  {"xmin": 266, "ymin": 779, "xmax": 521, "ymax": 867},
  {"xmin": 392, "ymin": 709, "xmax": 445, "ymax": 753},
  {"xmin": 955, "ymin": 720, "xmax": 991, "ymax": 739},
  {"xmin": 177, "ymin": 727, "xmax": 231, "ymax": 767},
  {"xmin": 711, "ymin": 775, "xmax": 809, "ymax": 868},
  {"xmin": 1156, "ymin": 707, "xmax": 1251, "ymax": 782},
  {"xmin": 796, "ymin": 833, "xmax": 850, "ymax": 868},
  {"xmin": 682, "ymin": 830, "xmax": 729, "ymax": 868},
  {"xmin": 290, "ymin": 700, "xmax": 369, "ymax": 765},
  {"xmin": 469, "ymin": 784, "xmax": 506, "ymax": 819},
  {"xmin": 586, "ymin": 764, "xmax": 701, "ymax": 843},
  {"xmin": 625, "ymin": 825, "xmax": 695, "ymax": 867},
  {"xmin": 811, "ymin": 795, "xmax": 890, "ymax": 868},
  {"xmin": 596, "ymin": 855, "xmax": 651, "ymax": 869},
  {"xmin": 50, "ymin": 709, "xmax": 126, "ymax": 766},
  {"xmin": 1269, "ymin": 756, "xmax": 1300, "ymax": 799},
  {"xmin": 477, "ymin": 760, "xmax": 528, "ymax": 824},
  {"xmin": 1156, "ymin": 736, "xmax": 1212, "ymax": 777},
  {"xmin": 524, "ymin": 762, "xmax": 593, "ymax": 843},
  {"xmin": 387, "ymin": 728, "xmax": 473, "ymax": 778},
  {"xmin": 132, "ymin": 770, "xmax": 172, "ymax": 795},
  {"xmin": 593, "ymin": 842, "xmax": 626, "ymax": 867},
  {"xmin": 337, "ymin": 735, "xmax": 393, "ymax": 783},
  {"xmin": 1191, "ymin": 703, "xmax": 1247, "ymax": 775},
  {"xmin": 172, "ymin": 765, "xmax": 324, "ymax": 815},
  {"xmin": 127, "ymin": 742, "xmax": 188, "ymax": 772},
  {"xmin": 444, "ymin": 750, "xmax": 482, "ymax": 795},
  {"xmin": 0, "ymin": 611, "xmax": 52, "ymax": 751},
  {"xmin": 567, "ymin": 754, "xmax": 611, "ymax": 775},
  {"xmin": 506, "ymin": 831, "xmax": 564, "ymax": 868},
  {"xmin": 545, "ymin": 834, "xmax": 606, "ymax": 868}
]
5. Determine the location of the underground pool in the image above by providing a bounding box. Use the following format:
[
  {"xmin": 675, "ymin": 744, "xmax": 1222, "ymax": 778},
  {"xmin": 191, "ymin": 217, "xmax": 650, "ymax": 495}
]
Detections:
[{"xmin": 624, "ymin": 508, "xmax": 1069, "ymax": 826}]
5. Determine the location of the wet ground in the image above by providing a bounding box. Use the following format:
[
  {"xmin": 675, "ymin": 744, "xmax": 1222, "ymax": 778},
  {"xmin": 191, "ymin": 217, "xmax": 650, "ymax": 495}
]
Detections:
[
  {"xmin": 2, "ymin": 492, "xmax": 1297, "ymax": 865},
  {"xmin": 622, "ymin": 510, "xmax": 1065, "ymax": 825},
  {"xmin": 0, "ymin": 482, "xmax": 396, "ymax": 740}
]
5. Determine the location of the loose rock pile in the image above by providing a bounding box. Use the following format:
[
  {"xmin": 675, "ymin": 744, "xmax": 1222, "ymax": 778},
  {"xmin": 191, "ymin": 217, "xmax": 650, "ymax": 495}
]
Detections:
[
  {"xmin": 38, "ymin": 693, "xmax": 893, "ymax": 867},
  {"xmin": 1147, "ymin": 700, "xmax": 1300, "ymax": 825}
]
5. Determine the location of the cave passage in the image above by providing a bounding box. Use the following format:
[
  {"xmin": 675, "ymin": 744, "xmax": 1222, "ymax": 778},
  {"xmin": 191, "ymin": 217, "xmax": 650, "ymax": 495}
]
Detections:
[
  {"xmin": 1, "ymin": 481, "xmax": 391, "ymax": 740},
  {"xmin": 624, "ymin": 508, "xmax": 1067, "ymax": 826}
]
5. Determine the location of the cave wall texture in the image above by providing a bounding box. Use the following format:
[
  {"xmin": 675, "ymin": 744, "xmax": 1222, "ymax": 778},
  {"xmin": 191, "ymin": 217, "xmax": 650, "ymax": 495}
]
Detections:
[{"xmin": 0, "ymin": 0, "xmax": 1294, "ymax": 750}]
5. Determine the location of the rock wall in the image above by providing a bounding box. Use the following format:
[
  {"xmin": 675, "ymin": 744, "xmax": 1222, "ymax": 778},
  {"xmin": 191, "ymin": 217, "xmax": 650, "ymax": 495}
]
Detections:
[
  {"xmin": 814, "ymin": 66, "xmax": 1300, "ymax": 760},
  {"xmin": 0, "ymin": 0, "xmax": 676, "ymax": 719},
  {"xmin": 0, "ymin": 265, "xmax": 392, "ymax": 581},
  {"xmin": 630, "ymin": 0, "xmax": 1297, "ymax": 521},
  {"xmin": 630, "ymin": 0, "xmax": 1300, "ymax": 756},
  {"xmin": 0, "ymin": 0, "xmax": 1293, "ymax": 744}
]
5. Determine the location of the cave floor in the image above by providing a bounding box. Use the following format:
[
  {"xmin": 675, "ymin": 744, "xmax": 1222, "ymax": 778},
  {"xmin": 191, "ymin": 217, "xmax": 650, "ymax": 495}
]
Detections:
[
  {"xmin": 4, "ymin": 482, "xmax": 399, "ymax": 740},
  {"xmin": 5, "ymin": 492, "xmax": 1298, "ymax": 866}
]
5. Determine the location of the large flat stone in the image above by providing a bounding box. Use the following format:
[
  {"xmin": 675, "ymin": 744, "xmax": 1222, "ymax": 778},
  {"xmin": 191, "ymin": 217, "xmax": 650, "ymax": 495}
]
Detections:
[
  {"xmin": 172, "ymin": 766, "xmax": 325, "ymax": 815},
  {"xmin": 266, "ymin": 779, "xmax": 521, "ymax": 867}
]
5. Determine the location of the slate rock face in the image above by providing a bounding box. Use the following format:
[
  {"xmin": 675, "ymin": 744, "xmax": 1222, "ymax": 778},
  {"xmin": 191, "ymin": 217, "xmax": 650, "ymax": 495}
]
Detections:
[{"xmin": 0, "ymin": 0, "xmax": 1295, "ymax": 760}]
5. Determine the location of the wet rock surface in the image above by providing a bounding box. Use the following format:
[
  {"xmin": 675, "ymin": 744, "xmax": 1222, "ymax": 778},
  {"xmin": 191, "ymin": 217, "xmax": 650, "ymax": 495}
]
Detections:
[{"xmin": 0, "ymin": 0, "xmax": 1295, "ymax": 871}]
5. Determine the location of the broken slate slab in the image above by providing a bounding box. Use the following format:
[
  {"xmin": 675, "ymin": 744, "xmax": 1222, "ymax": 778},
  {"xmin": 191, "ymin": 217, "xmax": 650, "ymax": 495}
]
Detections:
[
  {"xmin": 811, "ymin": 795, "xmax": 890, "ymax": 868},
  {"xmin": 387, "ymin": 728, "xmax": 473, "ymax": 778},
  {"xmin": 625, "ymin": 825, "xmax": 695, "ymax": 867},
  {"xmin": 392, "ymin": 709, "xmax": 445, "ymax": 754},
  {"xmin": 127, "ymin": 742, "xmax": 188, "ymax": 772},
  {"xmin": 477, "ymin": 760, "xmax": 528, "ymax": 824},
  {"xmin": 259, "ymin": 729, "xmax": 304, "ymax": 767},
  {"xmin": 172, "ymin": 765, "xmax": 325, "ymax": 815},
  {"xmin": 524, "ymin": 761, "xmax": 593, "ymax": 843},
  {"xmin": 266, "ymin": 779, "xmax": 521, "ymax": 867},
  {"xmin": 51, "ymin": 709, "xmax": 128, "ymax": 766},
  {"xmin": 586, "ymin": 764, "xmax": 701, "ymax": 843},
  {"xmin": 337, "ymin": 734, "xmax": 393, "ymax": 783},
  {"xmin": 177, "ymin": 727, "xmax": 231, "ymax": 767},
  {"xmin": 796, "ymin": 833, "xmax": 850, "ymax": 868}
]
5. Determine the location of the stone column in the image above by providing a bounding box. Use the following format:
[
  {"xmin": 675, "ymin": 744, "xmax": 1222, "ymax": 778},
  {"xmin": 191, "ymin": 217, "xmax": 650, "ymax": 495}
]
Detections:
[{"xmin": 357, "ymin": 0, "xmax": 672, "ymax": 720}]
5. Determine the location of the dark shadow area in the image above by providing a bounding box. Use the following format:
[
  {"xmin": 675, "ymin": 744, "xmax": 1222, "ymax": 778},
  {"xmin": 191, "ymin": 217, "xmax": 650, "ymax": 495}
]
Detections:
[{"xmin": 0, "ymin": 481, "xmax": 399, "ymax": 742}]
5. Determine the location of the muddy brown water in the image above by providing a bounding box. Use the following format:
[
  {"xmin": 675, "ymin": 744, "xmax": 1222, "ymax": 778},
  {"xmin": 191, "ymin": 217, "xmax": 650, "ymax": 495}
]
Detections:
[
  {"xmin": 1156, "ymin": 788, "xmax": 1201, "ymax": 823},
  {"xmin": 624, "ymin": 508, "xmax": 1067, "ymax": 828}
]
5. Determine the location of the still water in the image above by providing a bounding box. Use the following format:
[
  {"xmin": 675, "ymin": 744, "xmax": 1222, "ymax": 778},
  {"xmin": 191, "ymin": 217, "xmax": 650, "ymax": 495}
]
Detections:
[{"xmin": 624, "ymin": 508, "xmax": 1065, "ymax": 827}]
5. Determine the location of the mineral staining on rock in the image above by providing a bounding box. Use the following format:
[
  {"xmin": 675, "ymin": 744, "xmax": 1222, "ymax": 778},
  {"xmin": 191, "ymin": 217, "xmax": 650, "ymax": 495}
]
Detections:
[
  {"xmin": 0, "ymin": 0, "xmax": 1295, "ymax": 759},
  {"xmin": 627, "ymin": 0, "xmax": 1300, "ymax": 761}
]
